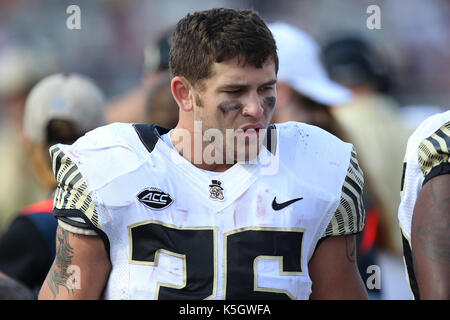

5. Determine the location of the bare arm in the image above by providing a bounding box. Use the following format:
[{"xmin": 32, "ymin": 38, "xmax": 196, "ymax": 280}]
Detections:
[
  {"xmin": 411, "ymin": 174, "xmax": 450, "ymax": 299},
  {"xmin": 308, "ymin": 234, "xmax": 368, "ymax": 300},
  {"xmin": 38, "ymin": 226, "xmax": 111, "ymax": 300}
]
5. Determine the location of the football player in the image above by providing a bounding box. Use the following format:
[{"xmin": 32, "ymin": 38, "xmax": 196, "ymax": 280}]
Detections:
[
  {"xmin": 39, "ymin": 8, "xmax": 367, "ymax": 300},
  {"xmin": 398, "ymin": 110, "xmax": 449, "ymax": 299}
]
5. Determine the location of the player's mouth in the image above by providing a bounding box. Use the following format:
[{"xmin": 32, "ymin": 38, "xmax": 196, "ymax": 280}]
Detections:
[{"xmin": 238, "ymin": 124, "xmax": 263, "ymax": 139}]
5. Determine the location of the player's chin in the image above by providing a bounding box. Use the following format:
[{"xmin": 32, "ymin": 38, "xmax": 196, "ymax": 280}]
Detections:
[{"xmin": 234, "ymin": 140, "xmax": 262, "ymax": 163}]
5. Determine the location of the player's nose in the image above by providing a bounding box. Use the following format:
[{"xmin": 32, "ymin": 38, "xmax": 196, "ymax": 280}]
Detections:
[{"xmin": 242, "ymin": 92, "xmax": 263, "ymax": 118}]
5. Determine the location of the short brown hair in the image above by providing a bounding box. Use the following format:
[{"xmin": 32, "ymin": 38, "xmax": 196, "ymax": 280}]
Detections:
[{"xmin": 169, "ymin": 8, "xmax": 278, "ymax": 87}]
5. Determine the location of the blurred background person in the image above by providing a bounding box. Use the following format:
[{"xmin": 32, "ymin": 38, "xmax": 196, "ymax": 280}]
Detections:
[
  {"xmin": 106, "ymin": 28, "xmax": 173, "ymax": 124},
  {"xmin": 0, "ymin": 73, "xmax": 106, "ymax": 296},
  {"xmin": 269, "ymin": 22, "xmax": 382, "ymax": 299},
  {"xmin": 0, "ymin": 272, "xmax": 34, "ymax": 300},
  {"xmin": 269, "ymin": 22, "xmax": 352, "ymax": 135},
  {"xmin": 321, "ymin": 36, "xmax": 413, "ymax": 258},
  {"xmin": 144, "ymin": 70, "xmax": 179, "ymax": 128},
  {"xmin": 321, "ymin": 36, "xmax": 416, "ymax": 300},
  {"xmin": 0, "ymin": 44, "xmax": 58, "ymax": 235}
]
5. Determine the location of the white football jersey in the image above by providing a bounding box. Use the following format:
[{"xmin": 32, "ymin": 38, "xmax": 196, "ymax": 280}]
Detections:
[
  {"xmin": 397, "ymin": 110, "xmax": 450, "ymax": 299},
  {"xmin": 398, "ymin": 111, "xmax": 450, "ymax": 239},
  {"xmin": 51, "ymin": 121, "xmax": 365, "ymax": 300}
]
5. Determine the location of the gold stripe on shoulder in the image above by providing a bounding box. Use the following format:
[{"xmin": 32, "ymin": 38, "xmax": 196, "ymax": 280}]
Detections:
[
  {"xmin": 51, "ymin": 148, "xmax": 102, "ymax": 230},
  {"xmin": 418, "ymin": 122, "xmax": 450, "ymax": 177},
  {"xmin": 323, "ymin": 147, "xmax": 366, "ymax": 238}
]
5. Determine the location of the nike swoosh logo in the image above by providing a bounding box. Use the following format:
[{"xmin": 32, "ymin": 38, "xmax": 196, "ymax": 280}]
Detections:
[{"xmin": 272, "ymin": 197, "xmax": 303, "ymax": 211}]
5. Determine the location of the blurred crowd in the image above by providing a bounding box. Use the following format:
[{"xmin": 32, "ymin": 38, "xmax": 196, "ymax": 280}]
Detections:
[{"xmin": 0, "ymin": 0, "xmax": 448, "ymax": 299}]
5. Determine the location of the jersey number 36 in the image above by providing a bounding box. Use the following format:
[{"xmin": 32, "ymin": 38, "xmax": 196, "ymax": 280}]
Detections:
[{"xmin": 129, "ymin": 221, "xmax": 305, "ymax": 299}]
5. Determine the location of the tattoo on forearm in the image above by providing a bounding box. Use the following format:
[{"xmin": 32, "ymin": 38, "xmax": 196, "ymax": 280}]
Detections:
[
  {"xmin": 47, "ymin": 227, "xmax": 75, "ymax": 298},
  {"xmin": 345, "ymin": 235, "xmax": 356, "ymax": 263}
]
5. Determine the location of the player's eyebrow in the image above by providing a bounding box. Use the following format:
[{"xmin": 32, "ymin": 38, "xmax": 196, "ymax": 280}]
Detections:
[
  {"xmin": 217, "ymin": 79, "xmax": 277, "ymax": 91},
  {"xmin": 217, "ymin": 84, "xmax": 249, "ymax": 91},
  {"xmin": 259, "ymin": 79, "xmax": 277, "ymax": 87}
]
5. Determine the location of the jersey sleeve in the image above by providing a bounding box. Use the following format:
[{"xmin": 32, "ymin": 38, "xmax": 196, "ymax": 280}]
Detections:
[
  {"xmin": 322, "ymin": 147, "xmax": 366, "ymax": 238},
  {"xmin": 50, "ymin": 145, "xmax": 99, "ymax": 236},
  {"xmin": 417, "ymin": 121, "xmax": 450, "ymax": 185}
]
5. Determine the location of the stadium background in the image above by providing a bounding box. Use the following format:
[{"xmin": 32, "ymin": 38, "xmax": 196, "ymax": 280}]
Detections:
[
  {"xmin": 0, "ymin": 0, "xmax": 449, "ymax": 300},
  {"xmin": 1, "ymin": 0, "xmax": 449, "ymax": 106}
]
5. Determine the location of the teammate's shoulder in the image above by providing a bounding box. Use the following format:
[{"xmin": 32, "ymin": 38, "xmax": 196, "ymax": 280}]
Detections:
[
  {"xmin": 407, "ymin": 110, "xmax": 450, "ymax": 148},
  {"xmin": 414, "ymin": 111, "xmax": 450, "ymax": 181},
  {"xmin": 419, "ymin": 110, "xmax": 449, "ymax": 128}
]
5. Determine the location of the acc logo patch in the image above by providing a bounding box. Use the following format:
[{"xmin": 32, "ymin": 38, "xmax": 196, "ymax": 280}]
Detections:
[{"xmin": 137, "ymin": 187, "xmax": 173, "ymax": 210}]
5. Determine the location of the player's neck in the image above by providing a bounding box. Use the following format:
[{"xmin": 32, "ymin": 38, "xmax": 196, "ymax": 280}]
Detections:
[{"xmin": 170, "ymin": 126, "xmax": 235, "ymax": 172}]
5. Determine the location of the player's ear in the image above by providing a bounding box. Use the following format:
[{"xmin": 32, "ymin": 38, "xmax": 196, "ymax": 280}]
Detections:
[{"xmin": 171, "ymin": 76, "xmax": 193, "ymax": 112}]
